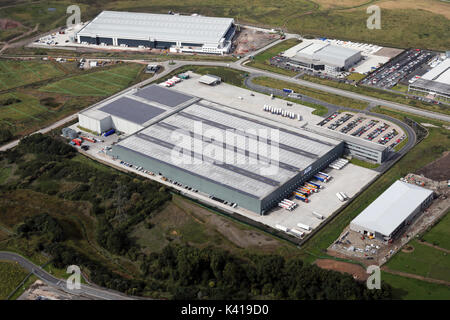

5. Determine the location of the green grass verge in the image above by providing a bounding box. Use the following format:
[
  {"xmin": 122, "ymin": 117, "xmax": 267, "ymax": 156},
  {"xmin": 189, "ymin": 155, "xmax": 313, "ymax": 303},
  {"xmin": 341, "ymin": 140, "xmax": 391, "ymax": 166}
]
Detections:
[
  {"xmin": 382, "ymin": 271, "xmax": 450, "ymax": 300},
  {"xmin": 253, "ymin": 76, "xmax": 368, "ymax": 110},
  {"xmin": 301, "ymin": 75, "xmax": 450, "ymax": 116},
  {"xmin": 246, "ymin": 38, "xmax": 301, "ymax": 76},
  {"xmin": 349, "ymin": 158, "xmax": 380, "ymax": 169},
  {"xmin": 0, "ymin": 261, "xmax": 29, "ymax": 300}
]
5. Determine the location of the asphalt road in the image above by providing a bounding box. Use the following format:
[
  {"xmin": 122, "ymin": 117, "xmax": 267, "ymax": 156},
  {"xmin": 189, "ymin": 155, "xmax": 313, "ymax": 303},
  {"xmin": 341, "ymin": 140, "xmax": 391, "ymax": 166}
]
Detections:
[{"xmin": 0, "ymin": 251, "xmax": 135, "ymax": 300}]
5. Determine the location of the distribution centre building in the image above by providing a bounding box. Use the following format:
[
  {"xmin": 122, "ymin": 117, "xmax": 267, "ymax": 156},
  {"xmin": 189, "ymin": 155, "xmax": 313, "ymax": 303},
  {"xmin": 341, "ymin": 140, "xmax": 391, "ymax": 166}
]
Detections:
[
  {"xmin": 81, "ymin": 84, "xmax": 345, "ymax": 214},
  {"xmin": 283, "ymin": 40, "xmax": 362, "ymax": 72},
  {"xmin": 350, "ymin": 180, "xmax": 434, "ymax": 240},
  {"xmin": 408, "ymin": 58, "xmax": 450, "ymax": 100},
  {"xmin": 76, "ymin": 11, "xmax": 236, "ymax": 54}
]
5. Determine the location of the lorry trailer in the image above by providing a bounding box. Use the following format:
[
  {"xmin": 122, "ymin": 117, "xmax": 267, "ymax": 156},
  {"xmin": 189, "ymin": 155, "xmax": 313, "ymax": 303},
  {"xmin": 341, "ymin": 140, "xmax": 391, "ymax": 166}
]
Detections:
[
  {"xmin": 296, "ymin": 223, "xmax": 311, "ymax": 231},
  {"xmin": 312, "ymin": 211, "xmax": 324, "ymax": 220},
  {"xmin": 275, "ymin": 224, "xmax": 288, "ymax": 232},
  {"xmin": 336, "ymin": 192, "xmax": 345, "ymax": 202},
  {"xmin": 290, "ymin": 228, "xmax": 304, "ymax": 238}
]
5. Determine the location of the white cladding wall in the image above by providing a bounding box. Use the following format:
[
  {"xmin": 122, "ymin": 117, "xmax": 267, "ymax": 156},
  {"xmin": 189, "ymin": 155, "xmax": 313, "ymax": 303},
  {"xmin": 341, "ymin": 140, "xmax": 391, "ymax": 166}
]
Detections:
[
  {"xmin": 78, "ymin": 113, "xmax": 112, "ymax": 133},
  {"xmin": 110, "ymin": 116, "xmax": 143, "ymax": 134}
]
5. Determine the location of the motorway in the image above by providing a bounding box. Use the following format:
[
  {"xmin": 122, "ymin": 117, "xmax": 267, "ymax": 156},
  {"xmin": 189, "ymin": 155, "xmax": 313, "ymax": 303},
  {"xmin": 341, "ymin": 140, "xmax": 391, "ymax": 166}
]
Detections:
[{"xmin": 0, "ymin": 251, "xmax": 135, "ymax": 300}]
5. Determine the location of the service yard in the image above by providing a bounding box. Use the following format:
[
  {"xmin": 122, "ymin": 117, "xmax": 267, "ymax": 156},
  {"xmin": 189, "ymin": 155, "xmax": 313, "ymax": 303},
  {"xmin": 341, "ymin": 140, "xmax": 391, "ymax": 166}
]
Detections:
[{"xmin": 235, "ymin": 164, "xmax": 379, "ymax": 237}]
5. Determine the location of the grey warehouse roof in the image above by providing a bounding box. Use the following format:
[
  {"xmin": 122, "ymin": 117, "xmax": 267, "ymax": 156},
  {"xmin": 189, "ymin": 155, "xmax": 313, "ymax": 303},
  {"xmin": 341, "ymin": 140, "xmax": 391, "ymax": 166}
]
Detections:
[
  {"xmin": 114, "ymin": 101, "xmax": 341, "ymax": 198},
  {"xmin": 133, "ymin": 84, "xmax": 196, "ymax": 107},
  {"xmin": 77, "ymin": 11, "xmax": 234, "ymax": 44},
  {"xmin": 351, "ymin": 181, "xmax": 433, "ymax": 237},
  {"xmin": 99, "ymin": 97, "xmax": 166, "ymax": 124}
]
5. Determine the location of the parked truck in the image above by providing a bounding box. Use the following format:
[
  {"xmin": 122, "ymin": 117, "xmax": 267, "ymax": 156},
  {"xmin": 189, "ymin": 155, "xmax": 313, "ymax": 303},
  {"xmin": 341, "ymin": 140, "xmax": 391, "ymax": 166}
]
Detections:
[{"xmin": 336, "ymin": 192, "xmax": 345, "ymax": 202}]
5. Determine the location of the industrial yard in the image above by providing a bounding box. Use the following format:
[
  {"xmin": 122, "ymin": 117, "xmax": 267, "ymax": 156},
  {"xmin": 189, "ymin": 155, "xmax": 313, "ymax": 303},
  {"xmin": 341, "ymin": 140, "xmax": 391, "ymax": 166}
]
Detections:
[
  {"xmin": 67, "ymin": 71, "xmax": 392, "ymax": 240},
  {"xmin": 329, "ymin": 173, "xmax": 450, "ymax": 266}
]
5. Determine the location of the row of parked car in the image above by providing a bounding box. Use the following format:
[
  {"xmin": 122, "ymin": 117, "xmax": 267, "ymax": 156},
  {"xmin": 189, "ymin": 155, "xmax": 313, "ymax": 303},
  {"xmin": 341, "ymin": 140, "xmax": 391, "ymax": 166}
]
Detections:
[
  {"xmin": 351, "ymin": 119, "xmax": 378, "ymax": 137},
  {"xmin": 378, "ymin": 129, "xmax": 398, "ymax": 145},
  {"xmin": 365, "ymin": 123, "xmax": 389, "ymax": 141},
  {"xmin": 340, "ymin": 116, "xmax": 365, "ymax": 134},
  {"xmin": 317, "ymin": 112, "xmax": 339, "ymax": 126},
  {"xmin": 328, "ymin": 113, "xmax": 353, "ymax": 130}
]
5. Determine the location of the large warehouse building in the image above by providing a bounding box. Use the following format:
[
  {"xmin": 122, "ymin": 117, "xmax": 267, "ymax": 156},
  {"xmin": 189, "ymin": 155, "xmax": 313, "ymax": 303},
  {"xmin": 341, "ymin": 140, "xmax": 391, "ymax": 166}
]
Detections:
[
  {"xmin": 409, "ymin": 58, "xmax": 450, "ymax": 100},
  {"xmin": 350, "ymin": 181, "xmax": 434, "ymax": 240},
  {"xmin": 76, "ymin": 11, "xmax": 236, "ymax": 55},
  {"xmin": 83, "ymin": 84, "xmax": 345, "ymax": 214},
  {"xmin": 283, "ymin": 40, "xmax": 362, "ymax": 72}
]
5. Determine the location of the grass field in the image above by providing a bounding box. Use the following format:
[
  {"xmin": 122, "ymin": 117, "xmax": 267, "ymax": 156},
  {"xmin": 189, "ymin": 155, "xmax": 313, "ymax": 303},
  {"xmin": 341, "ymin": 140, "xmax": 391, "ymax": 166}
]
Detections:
[
  {"xmin": 1, "ymin": 0, "xmax": 448, "ymax": 50},
  {"xmin": 0, "ymin": 261, "xmax": 29, "ymax": 300},
  {"xmin": 386, "ymin": 240, "xmax": 450, "ymax": 282},
  {"xmin": 298, "ymin": 110, "xmax": 450, "ymax": 263},
  {"xmin": 39, "ymin": 63, "xmax": 143, "ymax": 96},
  {"xmin": 246, "ymin": 38, "xmax": 301, "ymax": 76},
  {"xmin": 382, "ymin": 271, "xmax": 450, "ymax": 300},
  {"xmin": 422, "ymin": 211, "xmax": 450, "ymax": 250},
  {"xmin": 253, "ymin": 76, "xmax": 369, "ymax": 110},
  {"xmin": 301, "ymin": 75, "xmax": 450, "ymax": 116},
  {"xmin": 0, "ymin": 62, "xmax": 144, "ymax": 144},
  {"xmin": 0, "ymin": 60, "xmax": 63, "ymax": 91}
]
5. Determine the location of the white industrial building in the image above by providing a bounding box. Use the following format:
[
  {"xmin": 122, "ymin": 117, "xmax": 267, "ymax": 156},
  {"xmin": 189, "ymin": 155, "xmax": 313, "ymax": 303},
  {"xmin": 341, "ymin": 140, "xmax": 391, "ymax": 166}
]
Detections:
[
  {"xmin": 409, "ymin": 58, "xmax": 450, "ymax": 100},
  {"xmin": 78, "ymin": 84, "xmax": 198, "ymax": 135},
  {"xmin": 283, "ymin": 40, "xmax": 362, "ymax": 72},
  {"xmin": 76, "ymin": 11, "xmax": 236, "ymax": 55},
  {"xmin": 350, "ymin": 181, "xmax": 434, "ymax": 240}
]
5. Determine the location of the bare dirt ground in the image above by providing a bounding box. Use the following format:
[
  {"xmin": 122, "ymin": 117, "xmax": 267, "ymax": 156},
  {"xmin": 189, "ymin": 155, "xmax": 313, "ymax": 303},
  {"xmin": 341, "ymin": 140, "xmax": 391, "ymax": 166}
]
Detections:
[
  {"xmin": 180, "ymin": 197, "xmax": 282, "ymax": 250},
  {"xmin": 0, "ymin": 18, "xmax": 23, "ymax": 30},
  {"xmin": 416, "ymin": 151, "xmax": 450, "ymax": 181},
  {"xmin": 18, "ymin": 280, "xmax": 93, "ymax": 300},
  {"xmin": 374, "ymin": 47, "xmax": 404, "ymax": 58},
  {"xmin": 314, "ymin": 259, "xmax": 369, "ymax": 281},
  {"xmin": 233, "ymin": 27, "xmax": 278, "ymax": 55}
]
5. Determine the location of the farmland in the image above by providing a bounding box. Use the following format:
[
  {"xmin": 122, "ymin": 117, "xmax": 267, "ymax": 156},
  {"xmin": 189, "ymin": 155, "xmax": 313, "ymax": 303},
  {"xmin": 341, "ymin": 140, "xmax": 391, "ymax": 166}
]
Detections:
[
  {"xmin": 0, "ymin": 60, "xmax": 63, "ymax": 90},
  {"xmin": 39, "ymin": 63, "xmax": 143, "ymax": 97},
  {"xmin": 0, "ymin": 61, "xmax": 144, "ymax": 144}
]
